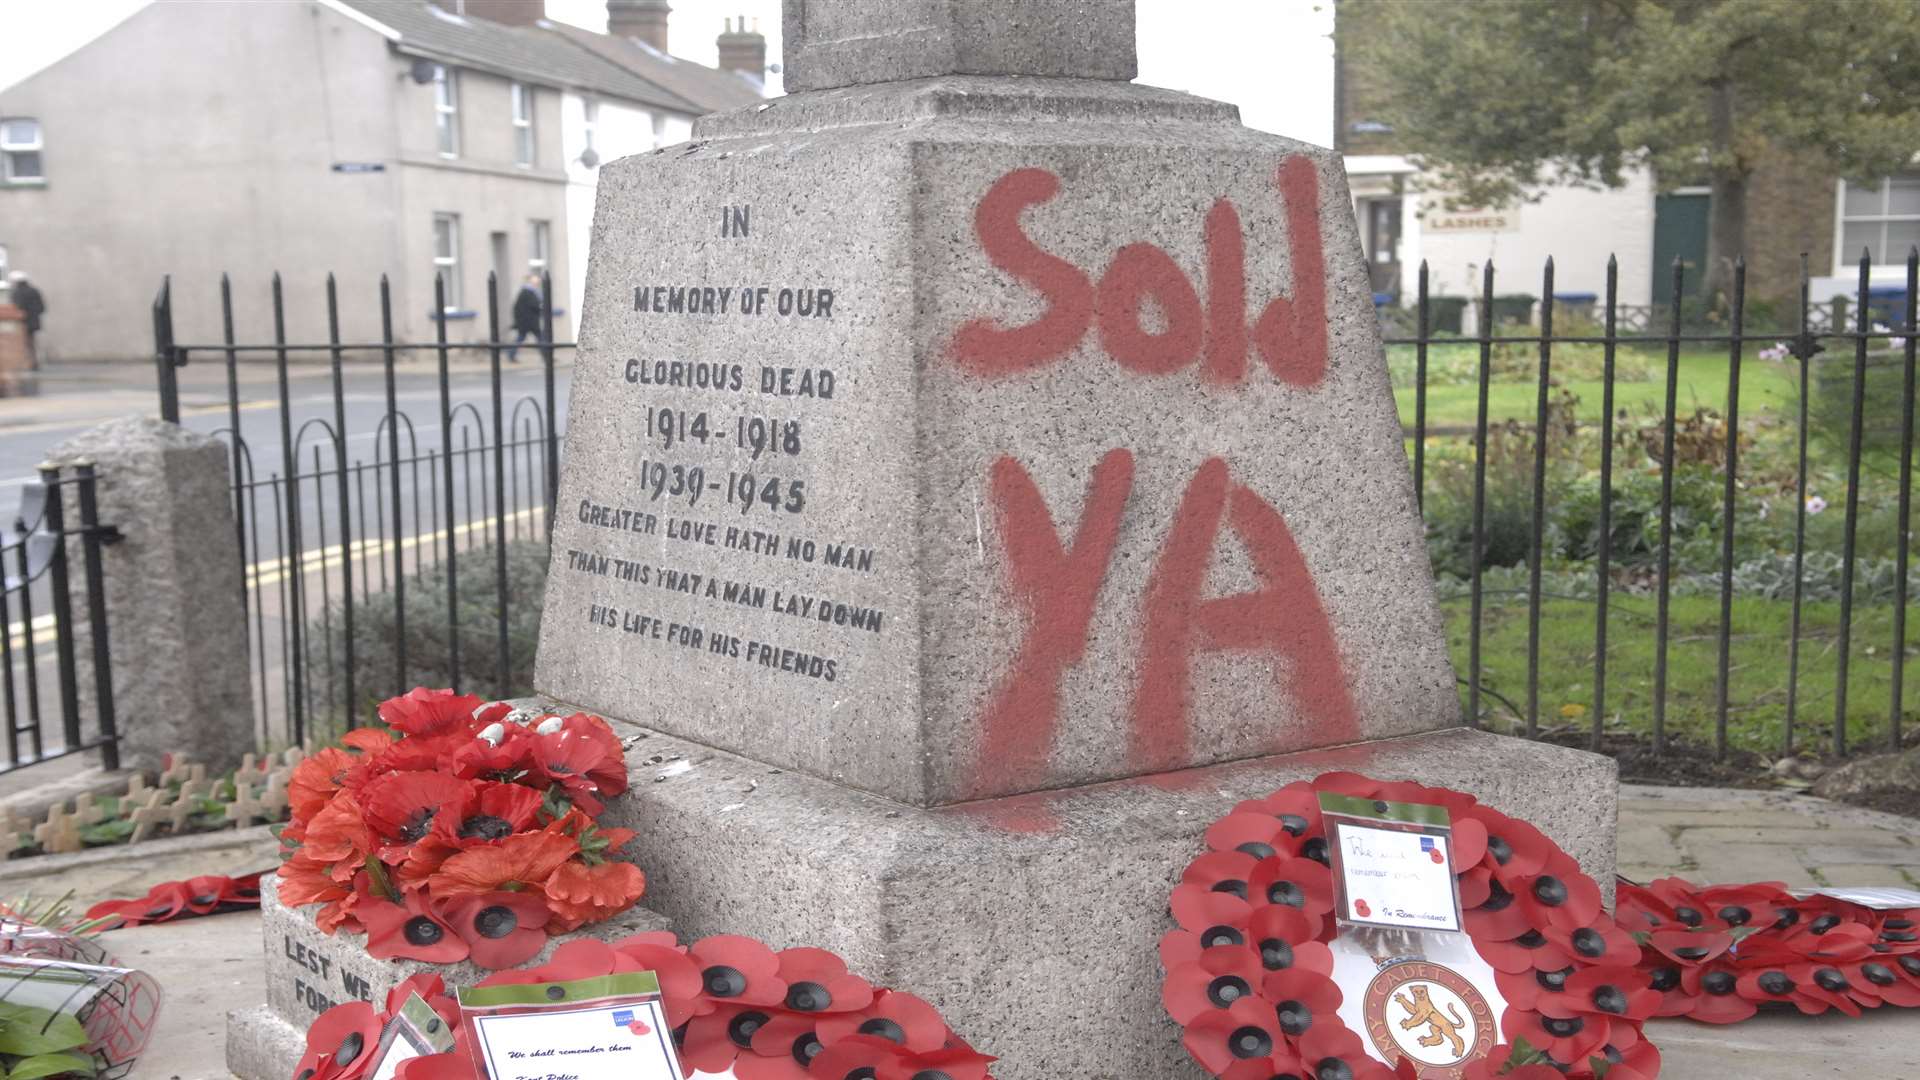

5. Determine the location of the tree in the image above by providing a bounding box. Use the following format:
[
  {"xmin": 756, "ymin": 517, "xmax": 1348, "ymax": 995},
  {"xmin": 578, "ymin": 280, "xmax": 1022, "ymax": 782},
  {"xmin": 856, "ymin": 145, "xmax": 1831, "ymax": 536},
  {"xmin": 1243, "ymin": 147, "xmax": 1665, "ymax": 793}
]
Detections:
[{"xmin": 1341, "ymin": 0, "xmax": 1920, "ymax": 301}]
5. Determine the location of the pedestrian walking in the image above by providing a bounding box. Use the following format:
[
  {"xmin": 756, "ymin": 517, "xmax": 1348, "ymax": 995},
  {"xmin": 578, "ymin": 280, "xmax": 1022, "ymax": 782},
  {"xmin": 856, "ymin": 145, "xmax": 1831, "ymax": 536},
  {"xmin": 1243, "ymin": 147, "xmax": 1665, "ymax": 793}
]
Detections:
[
  {"xmin": 508, "ymin": 273, "xmax": 546, "ymax": 362},
  {"xmin": 8, "ymin": 273, "xmax": 44, "ymax": 370}
]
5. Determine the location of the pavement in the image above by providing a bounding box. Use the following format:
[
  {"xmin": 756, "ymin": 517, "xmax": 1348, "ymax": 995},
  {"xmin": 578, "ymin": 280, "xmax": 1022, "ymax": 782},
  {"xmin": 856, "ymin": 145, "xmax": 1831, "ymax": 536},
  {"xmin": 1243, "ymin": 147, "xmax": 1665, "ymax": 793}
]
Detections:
[{"xmin": 0, "ymin": 784, "xmax": 1912, "ymax": 1079}]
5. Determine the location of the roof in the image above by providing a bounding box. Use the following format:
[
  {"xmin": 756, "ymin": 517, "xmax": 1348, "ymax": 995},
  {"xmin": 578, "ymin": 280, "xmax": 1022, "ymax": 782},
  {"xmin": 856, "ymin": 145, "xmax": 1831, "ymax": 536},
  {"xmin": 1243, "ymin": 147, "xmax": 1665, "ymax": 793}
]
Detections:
[
  {"xmin": 333, "ymin": 0, "xmax": 702, "ymax": 114},
  {"xmin": 545, "ymin": 21, "xmax": 765, "ymax": 115}
]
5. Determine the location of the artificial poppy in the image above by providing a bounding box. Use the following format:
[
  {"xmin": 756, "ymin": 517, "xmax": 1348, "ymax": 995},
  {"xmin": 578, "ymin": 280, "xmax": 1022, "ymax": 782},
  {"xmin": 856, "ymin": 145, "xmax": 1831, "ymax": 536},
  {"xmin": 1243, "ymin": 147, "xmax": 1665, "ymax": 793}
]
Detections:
[
  {"xmin": 1296, "ymin": 1020, "xmax": 1396, "ymax": 1080},
  {"xmin": 815, "ymin": 990, "xmax": 951, "ymax": 1055},
  {"xmin": 1245, "ymin": 854, "xmax": 1334, "ymax": 920},
  {"xmin": 1550, "ymin": 966, "xmax": 1660, "ymax": 1029},
  {"xmin": 300, "ymin": 1000, "xmax": 381, "ymax": 1080},
  {"xmin": 363, "ymin": 771, "xmax": 475, "ymax": 859},
  {"xmin": 339, "ymin": 726, "xmax": 395, "ymax": 756},
  {"xmin": 1183, "ymin": 995, "xmax": 1285, "ymax": 1075},
  {"xmin": 806, "ymin": 1034, "xmax": 903, "ymax": 1079},
  {"xmin": 741, "ymin": 1013, "xmax": 828, "ymax": 1080},
  {"xmin": 85, "ymin": 881, "xmax": 195, "ymax": 928},
  {"xmin": 1181, "ymin": 850, "xmax": 1261, "ymax": 903},
  {"xmin": 1163, "ymin": 947, "xmax": 1268, "ymax": 1025},
  {"xmin": 688, "ymin": 934, "xmax": 789, "ymax": 1008},
  {"xmin": 1261, "ymin": 967, "xmax": 1342, "ymax": 1042},
  {"xmin": 682, "ymin": 1003, "xmax": 775, "ymax": 1074},
  {"xmin": 303, "ymin": 794, "xmax": 378, "ymax": 879},
  {"xmin": 1231, "ymin": 786, "xmax": 1323, "ymax": 847},
  {"xmin": 1783, "ymin": 961, "xmax": 1865, "ymax": 1018},
  {"xmin": 1476, "ymin": 926, "xmax": 1571, "ymax": 976},
  {"xmin": 356, "ymin": 890, "xmax": 468, "ymax": 964},
  {"xmin": 1514, "ymin": 854, "xmax": 1603, "ymax": 933},
  {"xmin": 1173, "ymin": 884, "xmax": 1255, "ymax": 943},
  {"xmin": 441, "ymin": 890, "xmax": 552, "ymax": 969},
  {"xmin": 527, "ymin": 728, "xmax": 619, "ymax": 815},
  {"xmin": 379, "ymin": 687, "xmax": 489, "ymax": 737},
  {"xmin": 611, "ymin": 933, "xmax": 709, "ymax": 1025},
  {"xmin": 776, "ymin": 947, "xmax": 877, "ymax": 1015},
  {"xmin": 1464, "ymin": 879, "xmax": 1533, "ymax": 942},
  {"xmin": 289, "ymin": 747, "xmax": 359, "ymax": 821},
  {"xmin": 450, "ymin": 721, "xmax": 534, "ymax": 780},
  {"xmin": 543, "ymin": 858, "xmax": 647, "ymax": 930},
  {"xmin": 553, "ymin": 712, "xmax": 630, "ymax": 794},
  {"xmin": 437, "ymin": 782, "xmax": 545, "ymax": 847},
  {"xmin": 1541, "ymin": 917, "xmax": 1640, "ymax": 969},
  {"xmin": 1469, "ymin": 810, "xmax": 1552, "ymax": 882},
  {"xmin": 278, "ymin": 854, "xmax": 351, "ymax": 908},
  {"xmin": 1204, "ymin": 812, "xmax": 1298, "ymax": 863},
  {"xmin": 1675, "ymin": 962, "xmax": 1755, "ymax": 1024},
  {"xmin": 1504, "ymin": 1001, "xmax": 1608, "ymax": 1064},
  {"xmin": 1845, "ymin": 955, "xmax": 1920, "ymax": 1009},
  {"xmin": 1247, "ymin": 905, "xmax": 1333, "ymax": 975},
  {"xmin": 431, "ymin": 831, "xmax": 578, "ymax": 897},
  {"xmin": 874, "ymin": 1044, "xmax": 997, "ymax": 1080}
]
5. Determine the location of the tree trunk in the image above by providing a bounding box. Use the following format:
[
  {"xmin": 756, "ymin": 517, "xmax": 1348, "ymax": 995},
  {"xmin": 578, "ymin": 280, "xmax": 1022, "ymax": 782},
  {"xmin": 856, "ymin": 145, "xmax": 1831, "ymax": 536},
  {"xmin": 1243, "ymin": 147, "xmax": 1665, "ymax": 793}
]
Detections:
[{"xmin": 1700, "ymin": 80, "xmax": 1747, "ymax": 307}]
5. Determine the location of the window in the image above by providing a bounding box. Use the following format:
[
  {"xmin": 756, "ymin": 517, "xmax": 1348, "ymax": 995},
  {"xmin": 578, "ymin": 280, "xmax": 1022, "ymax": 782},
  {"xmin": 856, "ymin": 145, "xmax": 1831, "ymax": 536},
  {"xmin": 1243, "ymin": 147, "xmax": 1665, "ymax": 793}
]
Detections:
[
  {"xmin": 433, "ymin": 65, "xmax": 459, "ymax": 157},
  {"xmin": 433, "ymin": 213, "xmax": 461, "ymax": 308},
  {"xmin": 1, "ymin": 119, "xmax": 43, "ymax": 183},
  {"xmin": 511, "ymin": 83, "xmax": 534, "ymax": 167},
  {"xmin": 582, "ymin": 99, "xmax": 598, "ymax": 155},
  {"xmin": 1839, "ymin": 176, "xmax": 1920, "ymax": 268},
  {"xmin": 529, "ymin": 220, "xmax": 550, "ymax": 272}
]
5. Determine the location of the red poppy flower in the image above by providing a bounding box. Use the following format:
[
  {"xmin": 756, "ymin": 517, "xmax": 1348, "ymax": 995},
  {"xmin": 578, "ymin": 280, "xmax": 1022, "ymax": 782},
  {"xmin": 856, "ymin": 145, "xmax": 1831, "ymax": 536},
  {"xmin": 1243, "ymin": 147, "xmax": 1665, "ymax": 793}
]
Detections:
[
  {"xmin": 773, "ymin": 947, "xmax": 876, "ymax": 1016},
  {"xmin": 1695, "ymin": 882, "xmax": 1793, "ymax": 933},
  {"xmin": 289, "ymin": 747, "xmax": 359, "ymax": 822},
  {"xmin": 1172, "ymin": 883, "xmax": 1253, "ymax": 940},
  {"xmin": 1183, "ymin": 996, "xmax": 1285, "ymax": 1075},
  {"xmin": 815, "ymin": 990, "xmax": 951, "ymax": 1054},
  {"xmin": 380, "ymin": 687, "xmax": 489, "ymax": 737},
  {"xmin": 1205, "ymin": 812, "xmax": 1298, "ymax": 862},
  {"xmin": 340, "ymin": 727, "xmax": 395, "ymax": 756},
  {"xmin": 1504, "ymin": 1001, "xmax": 1608, "ymax": 1063},
  {"xmin": 1646, "ymin": 928, "xmax": 1733, "ymax": 969},
  {"xmin": 1514, "ymin": 855, "xmax": 1603, "ymax": 933},
  {"xmin": 450, "ymin": 722, "xmax": 535, "ymax": 780},
  {"xmin": 86, "ymin": 881, "xmax": 194, "ymax": 928},
  {"xmin": 1231, "ymin": 787, "xmax": 1323, "ymax": 845},
  {"xmin": 682, "ymin": 1003, "xmax": 773, "ymax": 1074},
  {"xmin": 1676, "ymin": 962, "xmax": 1756, "ymax": 1024},
  {"xmin": 299, "ymin": 1000, "xmax": 380, "ymax": 1080},
  {"xmin": 553, "ymin": 712, "xmax": 630, "ymax": 793},
  {"xmin": 363, "ymin": 771, "xmax": 475, "ymax": 859},
  {"xmin": 543, "ymin": 859, "xmax": 646, "ymax": 931},
  {"xmin": 874, "ymin": 1044, "xmax": 997, "ymax": 1080},
  {"xmin": 1783, "ymin": 960, "xmax": 1865, "ymax": 1017},
  {"xmin": 433, "ymin": 781, "xmax": 544, "ymax": 848},
  {"xmin": 1551, "ymin": 966, "xmax": 1660, "ymax": 1025},
  {"xmin": 1597, "ymin": 1036, "xmax": 1663, "ymax": 1080},
  {"xmin": 1181, "ymin": 850, "xmax": 1261, "ymax": 903},
  {"xmin": 1261, "ymin": 967, "xmax": 1342, "ymax": 1043},
  {"xmin": 688, "ymin": 934, "xmax": 788, "ymax": 1008},
  {"xmin": 1247, "ymin": 905, "xmax": 1333, "ymax": 975},
  {"xmin": 303, "ymin": 795, "xmax": 377, "ymax": 879},
  {"xmin": 1246, "ymin": 854, "xmax": 1334, "ymax": 919},
  {"xmin": 356, "ymin": 891, "xmax": 468, "ymax": 964},
  {"xmin": 611, "ymin": 934, "xmax": 709, "ymax": 1025},
  {"xmin": 431, "ymin": 831, "xmax": 579, "ymax": 897},
  {"xmin": 441, "ymin": 891, "xmax": 552, "ymax": 969},
  {"xmin": 1477, "ymin": 925, "xmax": 1572, "ymax": 976},
  {"xmin": 1471, "ymin": 810, "xmax": 1552, "ymax": 882},
  {"xmin": 1163, "ymin": 947, "xmax": 1267, "ymax": 1025},
  {"xmin": 806, "ymin": 1034, "xmax": 903, "ymax": 1079},
  {"xmin": 524, "ymin": 729, "xmax": 621, "ymax": 815},
  {"xmin": 278, "ymin": 854, "xmax": 351, "ymax": 908},
  {"xmin": 1845, "ymin": 954, "xmax": 1920, "ymax": 1008},
  {"xmin": 1465, "ymin": 878, "xmax": 1534, "ymax": 942},
  {"xmin": 1541, "ymin": 916, "xmax": 1640, "ymax": 970},
  {"xmin": 1296, "ymin": 1020, "xmax": 1394, "ymax": 1080},
  {"xmin": 738, "ymin": 1013, "xmax": 829, "ymax": 1080},
  {"xmin": 1613, "ymin": 879, "xmax": 1678, "ymax": 934}
]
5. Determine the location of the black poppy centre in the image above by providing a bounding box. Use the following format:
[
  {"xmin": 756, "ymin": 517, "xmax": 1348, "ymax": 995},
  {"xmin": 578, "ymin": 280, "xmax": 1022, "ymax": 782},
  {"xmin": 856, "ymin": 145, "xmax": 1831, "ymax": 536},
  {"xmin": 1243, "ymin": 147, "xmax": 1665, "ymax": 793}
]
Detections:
[
  {"xmin": 704, "ymin": 965, "xmax": 749, "ymax": 998},
  {"xmin": 857, "ymin": 1018, "xmax": 906, "ymax": 1044},
  {"xmin": 472, "ymin": 906, "xmax": 518, "ymax": 939},
  {"xmin": 1208, "ymin": 975, "xmax": 1251, "ymax": 1008},
  {"xmin": 403, "ymin": 916, "xmax": 444, "ymax": 946},
  {"xmin": 726, "ymin": 1010, "xmax": 770, "ymax": 1048},
  {"xmin": 786, "ymin": 981, "xmax": 833, "ymax": 1012},
  {"xmin": 1275, "ymin": 998, "xmax": 1313, "ymax": 1036},
  {"xmin": 459, "ymin": 814, "xmax": 514, "ymax": 841},
  {"xmin": 1228, "ymin": 1025, "xmax": 1273, "ymax": 1059}
]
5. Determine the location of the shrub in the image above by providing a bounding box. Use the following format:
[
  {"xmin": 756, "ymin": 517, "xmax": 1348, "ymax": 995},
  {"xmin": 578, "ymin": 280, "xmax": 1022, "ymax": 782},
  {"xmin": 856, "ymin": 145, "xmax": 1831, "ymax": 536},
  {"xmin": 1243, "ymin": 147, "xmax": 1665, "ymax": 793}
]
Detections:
[{"xmin": 303, "ymin": 541, "xmax": 550, "ymax": 737}]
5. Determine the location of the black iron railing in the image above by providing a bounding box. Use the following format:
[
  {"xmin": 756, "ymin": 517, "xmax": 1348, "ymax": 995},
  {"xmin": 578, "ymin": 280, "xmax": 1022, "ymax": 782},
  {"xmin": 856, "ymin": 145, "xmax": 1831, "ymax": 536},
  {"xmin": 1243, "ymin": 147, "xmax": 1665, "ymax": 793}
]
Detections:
[
  {"xmin": 2, "ymin": 465, "xmax": 119, "ymax": 774},
  {"xmin": 152, "ymin": 272, "xmax": 571, "ymax": 747},
  {"xmin": 1389, "ymin": 251, "xmax": 1917, "ymax": 760}
]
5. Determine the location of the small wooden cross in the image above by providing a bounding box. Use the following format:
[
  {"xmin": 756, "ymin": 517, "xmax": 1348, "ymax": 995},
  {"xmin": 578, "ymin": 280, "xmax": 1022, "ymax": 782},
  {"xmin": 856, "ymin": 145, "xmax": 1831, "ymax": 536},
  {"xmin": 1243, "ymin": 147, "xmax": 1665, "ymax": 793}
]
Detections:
[
  {"xmin": 121, "ymin": 774, "xmax": 151, "ymax": 805},
  {"xmin": 158, "ymin": 757, "xmax": 194, "ymax": 786},
  {"xmin": 127, "ymin": 790, "xmax": 170, "ymax": 844},
  {"xmin": 226, "ymin": 776, "xmax": 266, "ymax": 827},
  {"xmin": 32, "ymin": 803, "xmax": 81, "ymax": 854},
  {"xmin": 70, "ymin": 799, "xmax": 107, "ymax": 828}
]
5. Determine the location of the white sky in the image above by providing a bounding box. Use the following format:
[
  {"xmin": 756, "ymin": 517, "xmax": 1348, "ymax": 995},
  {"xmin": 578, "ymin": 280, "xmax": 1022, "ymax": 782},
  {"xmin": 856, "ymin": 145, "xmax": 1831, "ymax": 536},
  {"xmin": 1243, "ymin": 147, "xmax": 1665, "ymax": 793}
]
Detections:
[{"xmin": 0, "ymin": 0, "xmax": 1334, "ymax": 145}]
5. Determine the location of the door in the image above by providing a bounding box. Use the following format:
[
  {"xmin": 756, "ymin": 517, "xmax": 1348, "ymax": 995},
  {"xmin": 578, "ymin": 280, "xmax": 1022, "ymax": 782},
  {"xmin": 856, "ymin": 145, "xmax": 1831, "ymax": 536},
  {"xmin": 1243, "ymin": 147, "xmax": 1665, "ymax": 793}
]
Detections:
[
  {"xmin": 1360, "ymin": 197, "xmax": 1403, "ymax": 299},
  {"xmin": 1652, "ymin": 193, "xmax": 1709, "ymax": 305},
  {"xmin": 490, "ymin": 231, "xmax": 511, "ymax": 331}
]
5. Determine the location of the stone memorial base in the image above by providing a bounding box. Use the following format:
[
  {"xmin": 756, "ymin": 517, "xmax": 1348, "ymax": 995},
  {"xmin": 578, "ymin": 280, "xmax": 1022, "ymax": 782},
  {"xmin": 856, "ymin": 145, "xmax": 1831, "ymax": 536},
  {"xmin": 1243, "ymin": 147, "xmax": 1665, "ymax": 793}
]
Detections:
[
  {"xmin": 554, "ymin": 704, "xmax": 1618, "ymax": 1080},
  {"xmin": 226, "ymin": 870, "xmax": 671, "ymax": 1079}
]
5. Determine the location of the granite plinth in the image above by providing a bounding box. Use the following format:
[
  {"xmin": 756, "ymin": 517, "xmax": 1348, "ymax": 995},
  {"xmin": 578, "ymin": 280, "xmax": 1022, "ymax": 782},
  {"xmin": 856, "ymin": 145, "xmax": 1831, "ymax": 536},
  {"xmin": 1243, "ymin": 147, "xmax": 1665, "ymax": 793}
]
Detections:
[
  {"xmin": 782, "ymin": 0, "xmax": 1137, "ymax": 91},
  {"xmin": 558, "ymin": 710, "xmax": 1618, "ymax": 1080},
  {"xmin": 231, "ymin": 871, "xmax": 670, "ymax": 1077},
  {"xmin": 536, "ymin": 77, "xmax": 1456, "ymax": 808}
]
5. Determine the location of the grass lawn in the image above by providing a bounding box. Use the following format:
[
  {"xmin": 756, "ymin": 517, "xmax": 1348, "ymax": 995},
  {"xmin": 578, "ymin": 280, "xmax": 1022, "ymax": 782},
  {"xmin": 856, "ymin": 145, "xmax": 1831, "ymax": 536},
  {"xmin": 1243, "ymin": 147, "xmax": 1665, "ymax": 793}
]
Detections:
[
  {"xmin": 1393, "ymin": 348, "xmax": 1802, "ymax": 432},
  {"xmin": 1446, "ymin": 590, "xmax": 1913, "ymax": 756}
]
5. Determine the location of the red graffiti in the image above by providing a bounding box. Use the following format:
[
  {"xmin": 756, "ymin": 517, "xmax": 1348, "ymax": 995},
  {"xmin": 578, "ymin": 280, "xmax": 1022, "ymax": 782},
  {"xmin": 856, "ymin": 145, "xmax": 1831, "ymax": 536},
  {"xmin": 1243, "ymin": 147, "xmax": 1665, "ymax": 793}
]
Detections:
[
  {"xmin": 975, "ymin": 452, "xmax": 1359, "ymax": 795},
  {"xmin": 950, "ymin": 156, "xmax": 1328, "ymax": 386},
  {"xmin": 976, "ymin": 449, "xmax": 1135, "ymax": 793}
]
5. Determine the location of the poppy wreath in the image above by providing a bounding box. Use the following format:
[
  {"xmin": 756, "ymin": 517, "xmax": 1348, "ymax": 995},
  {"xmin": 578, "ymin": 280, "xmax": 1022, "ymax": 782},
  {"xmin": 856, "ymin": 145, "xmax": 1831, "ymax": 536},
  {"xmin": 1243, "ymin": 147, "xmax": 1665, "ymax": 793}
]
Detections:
[
  {"xmin": 276, "ymin": 687, "xmax": 644, "ymax": 969},
  {"xmin": 291, "ymin": 932, "xmax": 997, "ymax": 1080},
  {"xmin": 86, "ymin": 871, "xmax": 265, "ymax": 927},
  {"xmin": 1615, "ymin": 877, "xmax": 1920, "ymax": 1024},
  {"xmin": 1162, "ymin": 773, "xmax": 1660, "ymax": 1080}
]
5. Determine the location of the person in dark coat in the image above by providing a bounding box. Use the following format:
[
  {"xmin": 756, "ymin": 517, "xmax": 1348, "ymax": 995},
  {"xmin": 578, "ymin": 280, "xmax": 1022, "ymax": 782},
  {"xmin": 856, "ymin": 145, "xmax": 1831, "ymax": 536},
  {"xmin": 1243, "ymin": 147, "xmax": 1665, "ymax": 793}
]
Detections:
[
  {"xmin": 508, "ymin": 273, "xmax": 545, "ymax": 362},
  {"xmin": 9, "ymin": 273, "xmax": 44, "ymax": 370}
]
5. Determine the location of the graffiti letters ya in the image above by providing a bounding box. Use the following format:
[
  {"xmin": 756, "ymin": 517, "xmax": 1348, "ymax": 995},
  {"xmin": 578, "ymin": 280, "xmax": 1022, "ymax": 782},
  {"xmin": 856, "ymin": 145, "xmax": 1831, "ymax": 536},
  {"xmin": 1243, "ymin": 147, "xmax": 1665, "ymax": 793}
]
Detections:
[{"xmin": 952, "ymin": 156, "xmax": 1358, "ymax": 795}]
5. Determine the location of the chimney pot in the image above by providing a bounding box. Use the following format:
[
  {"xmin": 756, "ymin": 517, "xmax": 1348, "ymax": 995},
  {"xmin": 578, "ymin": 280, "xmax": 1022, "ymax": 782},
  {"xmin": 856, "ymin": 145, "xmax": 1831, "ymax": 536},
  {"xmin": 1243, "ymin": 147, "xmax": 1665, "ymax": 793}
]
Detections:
[
  {"xmin": 716, "ymin": 10, "xmax": 767, "ymax": 83},
  {"xmin": 608, "ymin": 0, "xmax": 671, "ymax": 52}
]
